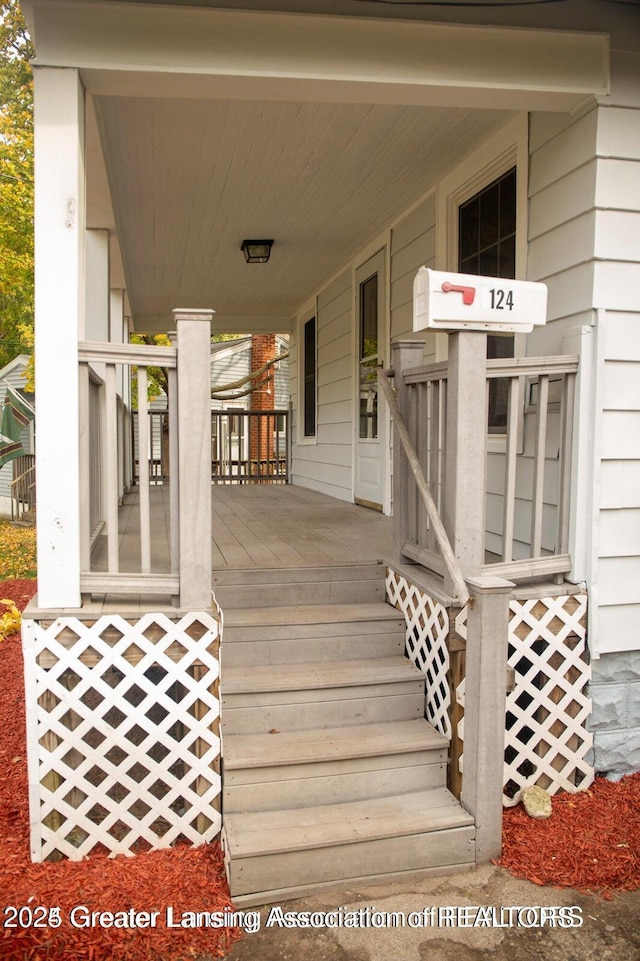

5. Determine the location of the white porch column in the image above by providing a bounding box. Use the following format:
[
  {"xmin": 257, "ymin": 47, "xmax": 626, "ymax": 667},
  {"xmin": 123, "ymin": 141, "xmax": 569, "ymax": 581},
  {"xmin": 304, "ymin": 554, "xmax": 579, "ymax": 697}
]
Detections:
[
  {"xmin": 109, "ymin": 289, "xmax": 127, "ymax": 500},
  {"xmin": 85, "ymin": 229, "xmax": 110, "ymax": 341},
  {"xmin": 34, "ymin": 67, "xmax": 85, "ymax": 609},
  {"xmin": 175, "ymin": 309, "xmax": 213, "ymax": 610}
]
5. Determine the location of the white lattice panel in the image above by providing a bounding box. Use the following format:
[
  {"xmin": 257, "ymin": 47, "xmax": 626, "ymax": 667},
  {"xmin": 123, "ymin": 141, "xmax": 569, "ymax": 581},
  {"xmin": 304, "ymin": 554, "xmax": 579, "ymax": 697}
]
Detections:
[
  {"xmin": 22, "ymin": 611, "xmax": 222, "ymax": 862},
  {"xmin": 456, "ymin": 594, "xmax": 593, "ymax": 793},
  {"xmin": 505, "ymin": 594, "xmax": 593, "ymax": 797},
  {"xmin": 386, "ymin": 569, "xmax": 451, "ymax": 738}
]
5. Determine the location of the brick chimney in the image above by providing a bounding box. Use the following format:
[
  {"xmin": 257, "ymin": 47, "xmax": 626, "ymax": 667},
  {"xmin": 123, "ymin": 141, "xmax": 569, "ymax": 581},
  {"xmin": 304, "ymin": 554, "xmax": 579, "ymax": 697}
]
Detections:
[{"xmin": 249, "ymin": 334, "xmax": 276, "ymax": 476}]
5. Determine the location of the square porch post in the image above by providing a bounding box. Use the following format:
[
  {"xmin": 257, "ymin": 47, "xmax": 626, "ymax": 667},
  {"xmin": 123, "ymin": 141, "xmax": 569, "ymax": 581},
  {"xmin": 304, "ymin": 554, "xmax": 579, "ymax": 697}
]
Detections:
[
  {"xmin": 461, "ymin": 573, "xmax": 514, "ymax": 863},
  {"xmin": 444, "ymin": 331, "xmax": 488, "ymax": 585},
  {"xmin": 33, "ymin": 67, "xmax": 85, "ymax": 609},
  {"xmin": 175, "ymin": 309, "xmax": 214, "ymax": 610}
]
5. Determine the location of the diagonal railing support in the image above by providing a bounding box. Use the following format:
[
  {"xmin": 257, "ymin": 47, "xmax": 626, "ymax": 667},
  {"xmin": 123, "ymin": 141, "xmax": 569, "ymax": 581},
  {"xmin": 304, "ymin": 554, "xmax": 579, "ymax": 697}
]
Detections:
[{"xmin": 379, "ymin": 364, "xmax": 469, "ymax": 607}]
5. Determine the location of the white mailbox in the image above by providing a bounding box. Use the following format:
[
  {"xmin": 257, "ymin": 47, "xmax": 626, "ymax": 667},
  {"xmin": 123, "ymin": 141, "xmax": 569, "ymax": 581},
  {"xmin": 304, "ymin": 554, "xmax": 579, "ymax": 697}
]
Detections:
[{"xmin": 413, "ymin": 268, "xmax": 547, "ymax": 333}]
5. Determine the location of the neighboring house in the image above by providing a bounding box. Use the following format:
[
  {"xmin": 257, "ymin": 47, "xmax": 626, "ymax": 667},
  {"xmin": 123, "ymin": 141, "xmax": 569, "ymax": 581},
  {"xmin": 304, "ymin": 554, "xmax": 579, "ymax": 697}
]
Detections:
[
  {"xmin": 0, "ymin": 355, "xmax": 34, "ymax": 518},
  {"xmin": 21, "ymin": 0, "xmax": 640, "ymax": 897},
  {"xmin": 209, "ymin": 334, "xmax": 290, "ymax": 412},
  {"xmin": 135, "ymin": 334, "xmax": 290, "ymax": 479}
]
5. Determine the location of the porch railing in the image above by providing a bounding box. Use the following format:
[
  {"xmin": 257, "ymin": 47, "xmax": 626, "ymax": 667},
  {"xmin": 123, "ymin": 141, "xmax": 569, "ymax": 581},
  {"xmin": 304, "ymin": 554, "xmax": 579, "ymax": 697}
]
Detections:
[
  {"xmin": 10, "ymin": 453, "xmax": 36, "ymax": 522},
  {"xmin": 391, "ymin": 345, "xmax": 579, "ymax": 584},
  {"xmin": 78, "ymin": 340, "xmax": 179, "ymax": 598},
  {"xmin": 131, "ymin": 408, "xmax": 290, "ymax": 486},
  {"xmin": 211, "ymin": 409, "xmax": 289, "ymax": 484},
  {"xmin": 77, "ymin": 311, "xmax": 214, "ymax": 609}
]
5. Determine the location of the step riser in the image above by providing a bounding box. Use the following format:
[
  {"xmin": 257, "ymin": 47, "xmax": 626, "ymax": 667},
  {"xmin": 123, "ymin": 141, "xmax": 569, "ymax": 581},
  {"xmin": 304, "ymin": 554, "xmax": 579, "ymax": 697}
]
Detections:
[
  {"xmin": 222, "ymin": 691, "xmax": 424, "ymax": 734},
  {"xmin": 224, "ymin": 756, "xmax": 446, "ymax": 812},
  {"xmin": 213, "ymin": 564, "xmax": 384, "ymax": 587},
  {"xmin": 232, "ymin": 863, "xmax": 475, "ymax": 908},
  {"xmin": 229, "ymin": 826, "xmax": 476, "ymax": 898},
  {"xmin": 223, "ymin": 617, "xmax": 405, "ymax": 643},
  {"xmin": 222, "ymin": 631, "xmax": 404, "ymax": 667},
  {"xmin": 214, "ymin": 578, "xmax": 384, "ymax": 609}
]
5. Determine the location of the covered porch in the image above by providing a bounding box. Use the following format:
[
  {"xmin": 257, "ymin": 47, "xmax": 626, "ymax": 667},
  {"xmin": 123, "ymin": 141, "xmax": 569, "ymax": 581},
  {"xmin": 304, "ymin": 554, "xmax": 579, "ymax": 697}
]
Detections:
[{"xmin": 22, "ymin": 0, "xmax": 610, "ymax": 893}]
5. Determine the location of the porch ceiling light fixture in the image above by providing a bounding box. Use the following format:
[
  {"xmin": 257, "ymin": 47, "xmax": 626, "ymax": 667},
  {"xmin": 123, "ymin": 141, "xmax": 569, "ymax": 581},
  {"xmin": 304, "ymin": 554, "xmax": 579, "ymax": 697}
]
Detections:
[{"xmin": 241, "ymin": 239, "xmax": 274, "ymax": 264}]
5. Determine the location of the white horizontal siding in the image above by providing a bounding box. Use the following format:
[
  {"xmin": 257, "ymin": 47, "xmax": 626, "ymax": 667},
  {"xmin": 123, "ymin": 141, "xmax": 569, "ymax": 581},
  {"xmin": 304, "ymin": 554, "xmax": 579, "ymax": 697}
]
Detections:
[
  {"xmin": 601, "ymin": 411, "xmax": 640, "ymax": 459},
  {"xmin": 527, "ymin": 211, "xmax": 596, "ymax": 280},
  {"xmin": 600, "ymin": 460, "xmax": 640, "ymax": 509},
  {"xmin": 603, "ymin": 312, "xmax": 640, "ymax": 361},
  {"xmin": 596, "ymin": 158, "xmax": 640, "ymax": 212},
  {"xmin": 528, "ymin": 161, "xmax": 597, "ymax": 239},
  {"xmin": 599, "ymin": 508, "xmax": 640, "ymax": 558},
  {"xmin": 593, "ymin": 102, "xmax": 640, "ymax": 653},
  {"xmin": 291, "ymin": 268, "xmax": 353, "ymax": 501},
  {"xmin": 390, "ymin": 193, "xmax": 436, "ymax": 343},
  {"xmin": 598, "ymin": 605, "xmax": 640, "ymax": 654},
  {"xmin": 602, "ymin": 360, "xmax": 640, "ymax": 410},
  {"xmin": 599, "ymin": 556, "xmax": 640, "ymax": 607}
]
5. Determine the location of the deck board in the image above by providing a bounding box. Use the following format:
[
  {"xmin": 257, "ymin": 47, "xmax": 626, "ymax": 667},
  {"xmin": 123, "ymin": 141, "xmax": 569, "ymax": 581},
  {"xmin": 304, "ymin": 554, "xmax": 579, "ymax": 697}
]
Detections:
[{"xmin": 91, "ymin": 483, "xmax": 393, "ymax": 573}]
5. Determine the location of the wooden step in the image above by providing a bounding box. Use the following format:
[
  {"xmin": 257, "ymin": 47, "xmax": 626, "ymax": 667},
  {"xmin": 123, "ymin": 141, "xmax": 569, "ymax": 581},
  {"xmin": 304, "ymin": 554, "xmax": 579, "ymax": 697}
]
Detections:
[
  {"xmin": 223, "ymin": 601, "xmax": 402, "ymax": 630},
  {"xmin": 224, "ymin": 718, "xmax": 446, "ymax": 770},
  {"xmin": 226, "ymin": 789, "xmax": 475, "ymax": 901},
  {"xmin": 222, "ymin": 656, "xmax": 422, "ymax": 694},
  {"xmin": 221, "ymin": 656, "xmax": 425, "ymax": 733},
  {"xmin": 223, "ymin": 719, "xmax": 447, "ymax": 811},
  {"xmin": 213, "ymin": 564, "xmax": 385, "ymax": 608},
  {"xmin": 222, "ymin": 602, "xmax": 405, "ymax": 665}
]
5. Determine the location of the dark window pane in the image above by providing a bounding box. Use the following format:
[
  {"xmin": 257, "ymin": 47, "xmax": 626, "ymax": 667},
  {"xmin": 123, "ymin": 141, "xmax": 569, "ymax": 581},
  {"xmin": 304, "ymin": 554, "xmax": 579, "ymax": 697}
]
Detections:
[
  {"xmin": 359, "ymin": 359, "xmax": 378, "ymax": 439},
  {"xmin": 487, "ymin": 334, "xmax": 515, "ymax": 360},
  {"xmin": 458, "ymin": 167, "xmax": 517, "ymax": 433},
  {"xmin": 461, "ymin": 254, "xmax": 479, "ymax": 275},
  {"xmin": 498, "ymin": 236, "xmax": 516, "ymax": 279},
  {"xmin": 303, "ymin": 317, "xmax": 316, "ymax": 437},
  {"xmin": 500, "ymin": 170, "xmax": 517, "ymax": 236},
  {"xmin": 360, "ymin": 274, "xmax": 378, "ymax": 359},
  {"xmin": 488, "ymin": 379, "xmax": 510, "ymax": 433},
  {"xmin": 479, "ymin": 245, "xmax": 499, "ymax": 277},
  {"xmin": 479, "ymin": 182, "xmax": 500, "ymax": 249},
  {"xmin": 459, "ymin": 197, "xmax": 480, "ymax": 262}
]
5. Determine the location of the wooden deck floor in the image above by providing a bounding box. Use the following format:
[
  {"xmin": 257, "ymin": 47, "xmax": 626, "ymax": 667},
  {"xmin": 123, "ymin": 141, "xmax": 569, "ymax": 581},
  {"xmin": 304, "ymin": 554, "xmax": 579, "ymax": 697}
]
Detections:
[
  {"xmin": 210, "ymin": 485, "xmax": 392, "ymax": 569},
  {"xmin": 94, "ymin": 484, "xmax": 393, "ymax": 574}
]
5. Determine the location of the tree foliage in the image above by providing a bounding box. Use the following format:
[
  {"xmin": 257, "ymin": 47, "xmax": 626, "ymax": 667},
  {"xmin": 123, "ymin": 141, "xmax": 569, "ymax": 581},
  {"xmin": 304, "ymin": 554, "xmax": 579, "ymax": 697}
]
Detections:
[{"xmin": 0, "ymin": 0, "xmax": 34, "ymax": 372}]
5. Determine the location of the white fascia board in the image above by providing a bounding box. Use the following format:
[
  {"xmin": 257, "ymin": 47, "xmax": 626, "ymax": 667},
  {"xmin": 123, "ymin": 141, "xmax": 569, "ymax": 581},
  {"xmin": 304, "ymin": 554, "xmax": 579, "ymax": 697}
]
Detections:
[
  {"xmin": 210, "ymin": 337, "xmax": 251, "ymax": 362},
  {"xmin": 30, "ymin": 2, "xmax": 609, "ymax": 111},
  {"xmin": 0, "ymin": 354, "xmax": 29, "ymax": 380}
]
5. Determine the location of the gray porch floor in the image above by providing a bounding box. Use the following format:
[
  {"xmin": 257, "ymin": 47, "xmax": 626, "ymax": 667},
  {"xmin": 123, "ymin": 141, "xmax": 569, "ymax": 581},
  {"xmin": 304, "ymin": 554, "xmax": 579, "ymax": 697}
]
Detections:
[{"xmin": 94, "ymin": 483, "xmax": 393, "ymax": 575}]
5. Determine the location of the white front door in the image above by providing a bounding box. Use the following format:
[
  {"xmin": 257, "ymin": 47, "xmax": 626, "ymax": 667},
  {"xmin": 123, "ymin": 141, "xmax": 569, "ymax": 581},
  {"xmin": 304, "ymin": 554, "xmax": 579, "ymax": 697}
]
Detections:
[{"xmin": 354, "ymin": 249, "xmax": 386, "ymax": 511}]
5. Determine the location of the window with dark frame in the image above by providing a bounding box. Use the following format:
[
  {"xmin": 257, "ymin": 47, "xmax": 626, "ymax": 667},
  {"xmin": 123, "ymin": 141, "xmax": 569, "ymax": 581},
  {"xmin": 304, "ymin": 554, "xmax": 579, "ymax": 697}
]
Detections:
[
  {"xmin": 303, "ymin": 316, "xmax": 316, "ymax": 438},
  {"xmin": 358, "ymin": 272, "xmax": 379, "ymax": 440},
  {"xmin": 458, "ymin": 167, "xmax": 516, "ymax": 433}
]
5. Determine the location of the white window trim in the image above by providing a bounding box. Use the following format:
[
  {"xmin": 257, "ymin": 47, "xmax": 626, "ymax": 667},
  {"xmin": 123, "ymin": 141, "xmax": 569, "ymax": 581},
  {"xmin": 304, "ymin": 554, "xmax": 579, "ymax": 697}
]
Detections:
[
  {"xmin": 436, "ymin": 114, "xmax": 529, "ymax": 453},
  {"xmin": 297, "ymin": 302, "xmax": 318, "ymax": 446}
]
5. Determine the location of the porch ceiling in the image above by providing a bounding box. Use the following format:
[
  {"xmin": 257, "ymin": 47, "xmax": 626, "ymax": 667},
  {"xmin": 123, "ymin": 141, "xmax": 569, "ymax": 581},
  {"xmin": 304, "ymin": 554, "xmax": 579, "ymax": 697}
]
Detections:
[{"xmin": 91, "ymin": 95, "xmax": 510, "ymax": 333}]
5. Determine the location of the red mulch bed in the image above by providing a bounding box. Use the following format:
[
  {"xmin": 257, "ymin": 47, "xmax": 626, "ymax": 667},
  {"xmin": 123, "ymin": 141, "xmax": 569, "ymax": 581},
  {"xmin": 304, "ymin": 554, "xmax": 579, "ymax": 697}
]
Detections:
[
  {"xmin": 0, "ymin": 579, "xmax": 243, "ymax": 961},
  {"xmin": 499, "ymin": 774, "xmax": 640, "ymax": 898}
]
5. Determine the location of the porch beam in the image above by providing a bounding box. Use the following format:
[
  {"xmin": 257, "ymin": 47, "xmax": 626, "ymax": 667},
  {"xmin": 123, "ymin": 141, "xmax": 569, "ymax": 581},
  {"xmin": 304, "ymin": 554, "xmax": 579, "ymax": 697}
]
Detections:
[
  {"xmin": 30, "ymin": 3, "xmax": 608, "ymax": 111},
  {"xmin": 33, "ymin": 66, "xmax": 85, "ymax": 609}
]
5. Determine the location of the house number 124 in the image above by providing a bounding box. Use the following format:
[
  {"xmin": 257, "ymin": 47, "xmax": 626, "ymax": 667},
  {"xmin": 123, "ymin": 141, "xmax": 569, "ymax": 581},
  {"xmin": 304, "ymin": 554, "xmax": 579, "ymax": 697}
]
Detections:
[{"xmin": 489, "ymin": 289, "xmax": 514, "ymax": 310}]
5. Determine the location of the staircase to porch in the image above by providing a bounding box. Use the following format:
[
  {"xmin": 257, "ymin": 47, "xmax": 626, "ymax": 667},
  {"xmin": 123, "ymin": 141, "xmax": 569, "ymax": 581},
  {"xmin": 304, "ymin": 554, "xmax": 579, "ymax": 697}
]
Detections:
[{"xmin": 216, "ymin": 561, "xmax": 475, "ymax": 906}]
